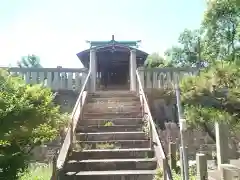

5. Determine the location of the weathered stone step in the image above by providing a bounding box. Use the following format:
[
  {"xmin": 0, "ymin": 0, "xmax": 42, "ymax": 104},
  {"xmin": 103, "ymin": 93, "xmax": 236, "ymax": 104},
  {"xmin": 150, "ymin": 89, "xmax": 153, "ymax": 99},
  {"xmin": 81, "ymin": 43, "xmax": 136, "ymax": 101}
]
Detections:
[
  {"xmin": 64, "ymin": 158, "xmax": 157, "ymax": 172},
  {"xmin": 79, "ymin": 117, "xmax": 143, "ymax": 126},
  {"xmin": 89, "ymin": 91, "xmax": 138, "ymax": 98},
  {"xmin": 86, "ymin": 101, "xmax": 139, "ymax": 107},
  {"xmin": 83, "ymin": 112, "xmax": 142, "ymax": 119},
  {"xmin": 84, "ymin": 105, "xmax": 141, "ymax": 114},
  {"xmin": 77, "ymin": 140, "xmax": 150, "ymax": 149},
  {"xmin": 87, "ymin": 96, "xmax": 140, "ymax": 103},
  {"xmin": 76, "ymin": 132, "xmax": 148, "ymax": 141},
  {"xmin": 76, "ymin": 125, "xmax": 142, "ymax": 133},
  {"xmin": 63, "ymin": 170, "xmax": 156, "ymax": 180},
  {"xmin": 69, "ymin": 148, "xmax": 154, "ymax": 160}
]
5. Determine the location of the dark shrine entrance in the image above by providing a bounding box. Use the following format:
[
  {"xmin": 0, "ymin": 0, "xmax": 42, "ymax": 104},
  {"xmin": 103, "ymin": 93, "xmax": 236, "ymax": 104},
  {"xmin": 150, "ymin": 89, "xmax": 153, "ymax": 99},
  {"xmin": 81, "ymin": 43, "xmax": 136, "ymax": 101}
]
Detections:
[
  {"xmin": 97, "ymin": 49, "xmax": 130, "ymax": 89},
  {"xmin": 76, "ymin": 35, "xmax": 148, "ymax": 90}
]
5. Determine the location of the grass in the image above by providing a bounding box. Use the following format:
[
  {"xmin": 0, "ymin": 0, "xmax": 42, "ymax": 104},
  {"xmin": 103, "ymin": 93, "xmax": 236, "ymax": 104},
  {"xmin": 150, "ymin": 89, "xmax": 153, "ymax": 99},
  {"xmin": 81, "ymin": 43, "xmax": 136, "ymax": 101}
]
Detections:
[
  {"xmin": 19, "ymin": 163, "xmax": 52, "ymax": 180},
  {"xmin": 154, "ymin": 167, "xmax": 197, "ymax": 180}
]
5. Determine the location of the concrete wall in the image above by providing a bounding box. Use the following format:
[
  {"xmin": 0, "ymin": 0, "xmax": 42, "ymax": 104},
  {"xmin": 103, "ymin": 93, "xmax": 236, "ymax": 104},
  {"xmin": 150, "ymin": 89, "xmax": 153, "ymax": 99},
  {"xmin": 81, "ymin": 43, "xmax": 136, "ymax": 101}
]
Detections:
[{"xmin": 53, "ymin": 90, "xmax": 79, "ymax": 113}]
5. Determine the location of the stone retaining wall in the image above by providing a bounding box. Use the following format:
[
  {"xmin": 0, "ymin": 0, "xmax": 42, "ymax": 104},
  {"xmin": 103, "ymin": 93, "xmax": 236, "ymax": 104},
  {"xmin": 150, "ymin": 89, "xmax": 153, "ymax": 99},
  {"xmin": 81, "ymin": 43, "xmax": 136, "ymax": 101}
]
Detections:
[{"xmin": 146, "ymin": 88, "xmax": 239, "ymax": 159}]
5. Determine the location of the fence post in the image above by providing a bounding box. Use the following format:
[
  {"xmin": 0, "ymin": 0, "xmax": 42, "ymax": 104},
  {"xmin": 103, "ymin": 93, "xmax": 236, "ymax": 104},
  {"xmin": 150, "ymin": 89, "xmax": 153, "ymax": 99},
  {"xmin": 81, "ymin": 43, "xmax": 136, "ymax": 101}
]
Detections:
[
  {"xmin": 69, "ymin": 122, "xmax": 73, "ymax": 151},
  {"xmin": 51, "ymin": 150, "xmax": 58, "ymax": 180},
  {"xmin": 160, "ymin": 158, "xmax": 168, "ymax": 180},
  {"xmin": 215, "ymin": 122, "xmax": 229, "ymax": 169},
  {"xmin": 180, "ymin": 146, "xmax": 189, "ymax": 180},
  {"xmin": 196, "ymin": 153, "xmax": 207, "ymax": 180},
  {"xmin": 169, "ymin": 142, "xmax": 177, "ymax": 171}
]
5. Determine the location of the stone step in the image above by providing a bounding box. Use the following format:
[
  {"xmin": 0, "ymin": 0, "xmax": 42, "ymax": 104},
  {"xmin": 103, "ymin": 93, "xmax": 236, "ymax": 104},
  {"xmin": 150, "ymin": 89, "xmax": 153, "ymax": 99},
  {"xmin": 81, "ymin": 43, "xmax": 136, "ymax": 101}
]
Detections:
[
  {"xmin": 89, "ymin": 91, "xmax": 138, "ymax": 98},
  {"xmin": 64, "ymin": 158, "xmax": 157, "ymax": 172},
  {"xmin": 76, "ymin": 132, "xmax": 148, "ymax": 141},
  {"xmin": 86, "ymin": 101, "xmax": 139, "ymax": 107},
  {"xmin": 79, "ymin": 117, "xmax": 143, "ymax": 126},
  {"xmin": 63, "ymin": 170, "xmax": 156, "ymax": 180},
  {"xmin": 84, "ymin": 105, "xmax": 141, "ymax": 114},
  {"xmin": 87, "ymin": 96, "xmax": 139, "ymax": 103},
  {"xmin": 83, "ymin": 112, "xmax": 142, "ymax": 119},
  {"xmin": 77, "ymin": 140, "xmax": 150, "ymax": 149},
  {"xmin": 76, "ymin": 125, "xmax": 143, "ymax": 133},
  {"xmin": 69, "ymin": 148, "xmax": 154, "ymax": 160}
]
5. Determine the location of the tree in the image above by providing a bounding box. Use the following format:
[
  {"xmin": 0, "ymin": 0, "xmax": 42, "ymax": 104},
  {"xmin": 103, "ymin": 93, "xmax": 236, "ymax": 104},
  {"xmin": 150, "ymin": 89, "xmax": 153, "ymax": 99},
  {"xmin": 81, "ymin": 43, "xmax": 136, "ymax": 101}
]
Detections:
[
  {"xmin": 17, "ymin": 55, "xmax": 42, "ymax": 68},
  {"xmin": 144, "ymin": 52, "xmax": 174, "ymax": 68},
  {"xmin": 201, "ymin": 0, "xmax": 240, "ymax": 63},
  {"xmin": 0, "ymin": 69, "xmax": 67, "ymax": 180},
  {"xmin": 180, "ymin": 63, "xmax": 240, "ymax": 141},
  {"xmin": 165, "ymin": 29, "xmax": 202, "ymax": 67},
  {"xmin": 161, "ymin": 0, "xmax": 240, "ymax": 142}
]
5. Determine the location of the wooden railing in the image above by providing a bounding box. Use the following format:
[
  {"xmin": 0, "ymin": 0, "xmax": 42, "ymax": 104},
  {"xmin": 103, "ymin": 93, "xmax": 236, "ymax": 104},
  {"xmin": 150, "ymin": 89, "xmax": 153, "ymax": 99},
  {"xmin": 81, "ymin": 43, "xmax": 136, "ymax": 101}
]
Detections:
[
  {"xmin": 136, "ymin": 70, "xmax": 173, "ymax": 180},
  {"xmin": 51, "ymin": 70, "xmax": 91, "ymax": 180},
  {"xmin": 137, "ymin": 67, "xmax": 199, "ymax": 89},
  {"xmin": 3, "ymin": 67, "xmax": 88, "ymax": 91}
]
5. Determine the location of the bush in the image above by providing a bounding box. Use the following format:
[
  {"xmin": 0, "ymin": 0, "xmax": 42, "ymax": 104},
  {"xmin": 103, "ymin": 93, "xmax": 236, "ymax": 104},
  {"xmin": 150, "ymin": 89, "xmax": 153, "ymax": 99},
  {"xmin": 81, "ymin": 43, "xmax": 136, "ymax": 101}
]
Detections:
[
  {"xmin": 19, "ymin": 163, "xmax": 52, "ymax": 180},
  {"xmin": 0, "ymin": 69, "xmax": 66, "ymax": 180},
  {"xmin": 154, "ymin": 167, "xmax": 196, "ymax": 180}
]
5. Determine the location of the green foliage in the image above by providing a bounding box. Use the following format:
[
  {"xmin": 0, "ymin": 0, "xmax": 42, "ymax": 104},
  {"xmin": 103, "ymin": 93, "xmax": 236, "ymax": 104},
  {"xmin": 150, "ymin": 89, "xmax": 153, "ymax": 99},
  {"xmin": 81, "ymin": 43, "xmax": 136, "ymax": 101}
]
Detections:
[
  {"xmin": 171, "ymin": 169, "xmax": 196, "ymax": 180},
  {"xmin": 104, "ymin": 121, "xmax": 113, "ymax": 126},
  {"xmin": 17, "ymin": 55, "xmax": 42, "ymax": 68},
  {"xmin": 0, "ymin": 69, "xmax": 65, "ymax": 180},
  {"xmin": 164, "ymin": 29, "xmax": 201, "ymax": 67},
  {"xmin": 154, "ymin": 167, "xmax": 196, "ymax": 180},
  {"xmin": 144, "ymin": 52, "xmax": 174, "ymax": 68},
  {"xmin": 201, "ymin": 0, "xmax": 240, "ymax": 63},
  {"xmin": 19, "ymin": 163, "xmax": 52, "ymax": 180},
  {"xmin": 180, "ymin": 63, "xmax": 240, "ymax": 138},
  {"xmin": 165, "ymin": 0, "xmax": 240, "ymax": 136},
  {"xmin": 163, "ymin": 0, "xmax": 240, "ymax": 67},
  {"xmin": 153, "ymin": 168, "xmax": 163, "ymax": 180}
]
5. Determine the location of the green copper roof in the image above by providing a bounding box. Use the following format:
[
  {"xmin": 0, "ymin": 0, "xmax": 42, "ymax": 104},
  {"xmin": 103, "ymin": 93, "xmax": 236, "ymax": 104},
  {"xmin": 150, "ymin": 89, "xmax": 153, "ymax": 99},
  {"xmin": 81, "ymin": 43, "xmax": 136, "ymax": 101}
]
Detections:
[{"xmin": 86, "ymin": 35, "xmax": 141, "ymax": 48}]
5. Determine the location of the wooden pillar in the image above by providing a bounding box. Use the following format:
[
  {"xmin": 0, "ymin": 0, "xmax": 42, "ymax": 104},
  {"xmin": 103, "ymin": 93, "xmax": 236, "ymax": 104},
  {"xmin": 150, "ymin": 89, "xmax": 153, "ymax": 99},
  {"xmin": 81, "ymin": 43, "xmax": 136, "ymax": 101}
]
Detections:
[
  {"xmin": 130, "ymin": 49, "xmax": 137, "ymax": 91},
  {"xmin": 90, "ymin": 49, "xmax": 96, "ymax": 93}
]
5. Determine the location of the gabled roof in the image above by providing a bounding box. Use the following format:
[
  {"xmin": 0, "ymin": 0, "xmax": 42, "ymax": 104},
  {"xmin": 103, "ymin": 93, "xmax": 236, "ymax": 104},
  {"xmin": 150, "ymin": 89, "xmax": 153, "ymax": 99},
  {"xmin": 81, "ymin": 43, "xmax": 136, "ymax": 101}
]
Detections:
[
  {"xmin": 77, "ymin": 43, "xmax": 148, "ymax": 58},
  {"xmin": 77, "ymin": 41, "xmax": 148, "ymax": 61},
  {"xmin": 76, "ymin": 36, "xmax": 149, "ymax": 68}
]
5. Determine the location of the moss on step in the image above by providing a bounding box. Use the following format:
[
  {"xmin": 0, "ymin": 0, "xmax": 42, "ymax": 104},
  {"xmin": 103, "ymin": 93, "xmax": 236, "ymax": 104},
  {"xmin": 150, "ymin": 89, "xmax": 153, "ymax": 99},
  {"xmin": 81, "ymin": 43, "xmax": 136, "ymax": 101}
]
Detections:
[
  {"xmin": 96, "ymin": 142, "xmax": 116, "ymax": 149},
  {"xmin": 142, "ymin": 116, "xmax": 150, "ymax": 138},
  {"xmin": 104, "ymin": 121, "xmax": 114, "ymax": 126},
  {"xmin": 153, "ymin": 168, "xmax": 163, "ymax": 180},
  {"xmin": 73, "ymin": 143, "xmax": 92, "ymax": 152},
  {"xmin": 144, "ymin": 152, "xmax": 151, "ymax": 159}
]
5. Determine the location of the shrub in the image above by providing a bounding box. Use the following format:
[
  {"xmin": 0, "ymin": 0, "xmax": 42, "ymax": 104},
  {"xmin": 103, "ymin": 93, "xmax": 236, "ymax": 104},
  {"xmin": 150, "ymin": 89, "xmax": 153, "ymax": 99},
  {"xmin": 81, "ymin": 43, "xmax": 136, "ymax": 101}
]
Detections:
[
  {"xmin": 0, "ymin": 69, "xmax": 65, "ymax": 180},
  {"xmin": 19, "ymin": 163, "xmax": 52, "ymax": 180}
]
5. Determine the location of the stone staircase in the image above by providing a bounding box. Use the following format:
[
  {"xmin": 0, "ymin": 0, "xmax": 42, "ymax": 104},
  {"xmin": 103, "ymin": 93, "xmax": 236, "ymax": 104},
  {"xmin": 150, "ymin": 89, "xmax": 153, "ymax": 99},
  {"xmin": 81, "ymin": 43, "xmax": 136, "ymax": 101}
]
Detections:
[{"xmin": 61, "ymin": 91, "xmax": 158, "ymax": 180}]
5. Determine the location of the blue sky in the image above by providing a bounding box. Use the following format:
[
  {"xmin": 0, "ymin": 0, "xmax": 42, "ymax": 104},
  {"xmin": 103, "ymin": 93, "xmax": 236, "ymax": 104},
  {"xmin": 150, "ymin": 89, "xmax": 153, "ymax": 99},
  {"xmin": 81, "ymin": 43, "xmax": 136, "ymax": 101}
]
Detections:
[{"xmin": 0, "ymin": 0, "xmax": 206, "ymax": 68}]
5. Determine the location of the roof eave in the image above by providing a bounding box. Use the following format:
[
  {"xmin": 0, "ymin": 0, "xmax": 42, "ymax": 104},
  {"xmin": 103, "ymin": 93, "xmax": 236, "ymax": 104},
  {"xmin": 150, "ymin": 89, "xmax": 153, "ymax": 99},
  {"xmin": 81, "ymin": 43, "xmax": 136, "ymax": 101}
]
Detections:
[{"xmin": 76, "ymin": 44, "xmax": 149, "ymax": 63}]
